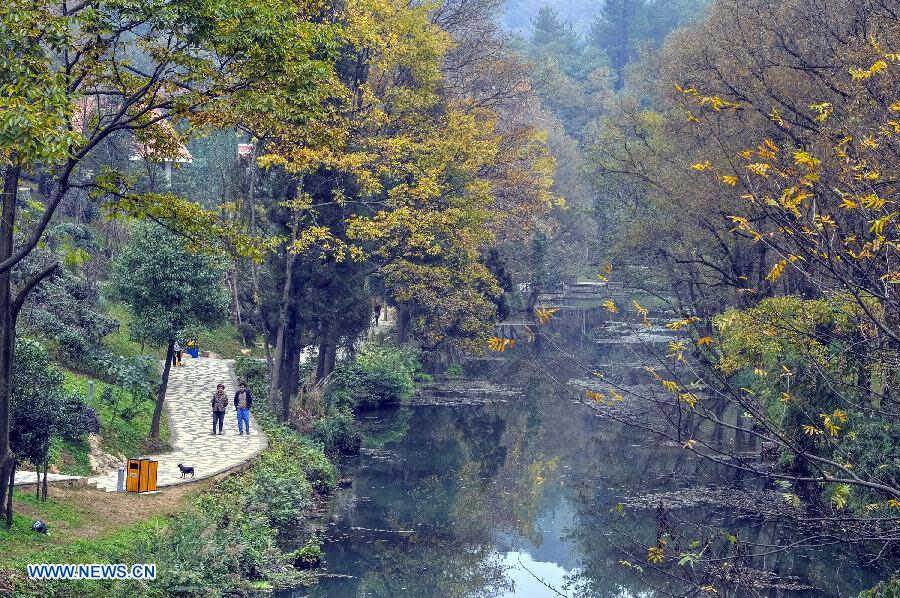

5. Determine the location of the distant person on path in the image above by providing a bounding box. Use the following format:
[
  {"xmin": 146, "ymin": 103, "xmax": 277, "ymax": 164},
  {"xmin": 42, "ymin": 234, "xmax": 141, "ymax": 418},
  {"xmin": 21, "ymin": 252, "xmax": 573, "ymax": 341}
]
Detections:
[
  {"xmin": 211, "ymin": 383, "xmax": 228, "ymax": 435},
  {"xmin": 373, "ymin": 302, "xmax": 382, "ymax": 326},
  {"xmin": 234, "ymin": 382, "xmax": 252, "ymax": 435},
  {"xmin": 172, "ymin": 340, "xmax": 182, "ymax": 367}
]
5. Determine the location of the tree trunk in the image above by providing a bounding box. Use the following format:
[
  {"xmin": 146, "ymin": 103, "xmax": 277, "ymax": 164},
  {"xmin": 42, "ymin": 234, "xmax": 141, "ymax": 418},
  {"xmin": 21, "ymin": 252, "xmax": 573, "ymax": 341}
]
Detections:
[
  {"xmin": 270, "ymin": 321, "xmax": 286, "ymax": 408},
  {"xmin": 230, "ymin": 270, "xmax": 243, "ymax": 333},
  {"xmin": 263, "ymin": 337, "xmax": 273, "ymax": 371},
  {"xmin": 396, "ymin": 305, "xmax": 411, "ymax": 345},
  {"xmin": 150, "ymin": 342, "xmax": 175, "ymax": 439},
  {"xmin": 269, "ymin": 251, "xmax": 297, "ymax": 408},
  {"xmin": 316, "ymin": 322, "xmax": 330, "ymax": 382},
  {"xmin": 279, "ymin": 310, "xmax": 300, "ymax": 422},
  {"xmin": 4, "ymin": 458, "xmax": 14, "ymax": 528},
  {"xmin": 42, "ymin": 460, "xmax": 49, "ymax": 501},
  {"xmin": 0, "ymin": 164, "xmax": 20, "ymax": 515},
  {"xmin": 325, "ymin": 342, "xmax": 337, "ymax": 377}
]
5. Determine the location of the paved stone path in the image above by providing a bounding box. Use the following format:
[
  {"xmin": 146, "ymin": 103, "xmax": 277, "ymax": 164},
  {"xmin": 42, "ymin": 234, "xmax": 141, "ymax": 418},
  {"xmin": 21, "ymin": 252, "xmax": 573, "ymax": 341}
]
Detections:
[
  {"xmin": 15, "ymin": 472, "xmax": 83, "ymax": 486},
  {"xmin": 87, "ymin": 357, "xmax": 267, "ymax": 492}
]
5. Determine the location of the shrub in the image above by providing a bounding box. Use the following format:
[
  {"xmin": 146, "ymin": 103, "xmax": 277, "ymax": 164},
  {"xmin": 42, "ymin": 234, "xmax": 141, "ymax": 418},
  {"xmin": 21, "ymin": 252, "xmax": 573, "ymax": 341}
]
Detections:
[
  {"xmin": 235, "ymin": 356, "xmax": 269, "ymax": 399},
  {"xmin": 860, "ymin": 577, "xmax": 900, "ymax": 597},
  {"xmin": 312, "ymin": 409, "xmax": 361, "ymax": 457},
  {"xmin": 445, "ymin": 363, "xmax": 464, "ymax": 379},
  {"xmin": 289, "ymin": 535, "xmax": 323, "ymax": 570},
  {"xmin": 57, "ymin": 329, "xmax": 93, "ymax": 366},
  {"xmin": 247, "ymin": 466, "xmax": 312, "ymax": 529},
  {"xmin": 265, "ymin": 427, "xmax": 336, "ymax": 493},
  {"xmin": 325, "ymin": 344, "xmax": 420, "ymax": 410}
]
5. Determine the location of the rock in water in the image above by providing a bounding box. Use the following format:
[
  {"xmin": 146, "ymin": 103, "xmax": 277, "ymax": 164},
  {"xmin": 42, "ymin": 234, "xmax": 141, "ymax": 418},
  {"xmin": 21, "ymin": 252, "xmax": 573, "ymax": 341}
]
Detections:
[{"xmin": 32, "ymin": 520, "xmax": 48, "ymax": 534}]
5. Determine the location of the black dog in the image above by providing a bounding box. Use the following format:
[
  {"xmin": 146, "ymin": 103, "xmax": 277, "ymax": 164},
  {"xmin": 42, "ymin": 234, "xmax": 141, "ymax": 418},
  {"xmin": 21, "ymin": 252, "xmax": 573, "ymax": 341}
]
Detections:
[{"xmin": 177, "ymin": 463, "xmax": 195, "ymax": 478}]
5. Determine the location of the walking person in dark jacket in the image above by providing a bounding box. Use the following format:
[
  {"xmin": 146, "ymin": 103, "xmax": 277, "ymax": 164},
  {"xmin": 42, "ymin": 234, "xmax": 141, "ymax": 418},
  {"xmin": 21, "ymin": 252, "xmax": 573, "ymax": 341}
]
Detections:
[
  {"xmin": 211, "ymin": 384, "xmax": 228, "ymax": 435},
  {"xmin": 234, "ymin": 382, "xmax": 252, "ymax": 435}
]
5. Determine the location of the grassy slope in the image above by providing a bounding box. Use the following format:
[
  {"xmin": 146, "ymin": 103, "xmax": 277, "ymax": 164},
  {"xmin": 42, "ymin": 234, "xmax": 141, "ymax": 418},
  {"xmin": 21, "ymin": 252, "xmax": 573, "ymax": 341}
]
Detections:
[
  {"xmin": 0, "ymin": 484, "xmax": 207, "ymax": 597},
  {"xmin": 103, "ymin": 300, "xmax": 264, "ymax": 360},
  {"xmin": 50, "ymin": 372, "xmax": 171, "ymax": 476}
]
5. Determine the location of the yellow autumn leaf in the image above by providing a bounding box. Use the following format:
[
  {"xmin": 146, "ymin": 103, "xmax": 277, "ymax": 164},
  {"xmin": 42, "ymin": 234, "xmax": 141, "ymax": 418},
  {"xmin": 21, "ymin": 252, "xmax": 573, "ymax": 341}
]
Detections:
[
  {"xmin": 662, "ymin": 380, "xmax": 680, "ymax": 393},
  {"xmin": 666, "ymin": 316, "xmax": 700, "ymax": 330},
  {"xmin": 766, "ymin": 260, "xmax": 787, "ymax": 282},
  {"xmin": 746, "ymin": 162, "xmax": 771, "ymax": 177},
  {"xmin": 534, "ymin": 307, "xmax": 559, "ymax": 325},
  {"xmin": 802, "ymin": 424, "xmax": 824, "ymax": 437},
  {"xmin": 678, "ymin": 393, "xmax": 698, "ymax": 408}
]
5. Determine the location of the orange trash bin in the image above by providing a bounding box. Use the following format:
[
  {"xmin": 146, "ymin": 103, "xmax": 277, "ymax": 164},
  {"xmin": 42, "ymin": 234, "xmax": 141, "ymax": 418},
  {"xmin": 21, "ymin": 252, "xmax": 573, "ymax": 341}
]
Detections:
[
  {"xmin": 126, "ymin": 459, "xmax": 141, "ymax": 492},
  {"xmin": 127, "ymin": 458, "xmax": 158, "ymax": 493}
]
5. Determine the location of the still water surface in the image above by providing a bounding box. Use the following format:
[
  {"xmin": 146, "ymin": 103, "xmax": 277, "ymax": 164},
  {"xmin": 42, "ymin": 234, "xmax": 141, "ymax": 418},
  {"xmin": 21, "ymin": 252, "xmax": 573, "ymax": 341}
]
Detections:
[{"xmin": 283, "ymin": 338, "xmax": 891, "ymax": 597}]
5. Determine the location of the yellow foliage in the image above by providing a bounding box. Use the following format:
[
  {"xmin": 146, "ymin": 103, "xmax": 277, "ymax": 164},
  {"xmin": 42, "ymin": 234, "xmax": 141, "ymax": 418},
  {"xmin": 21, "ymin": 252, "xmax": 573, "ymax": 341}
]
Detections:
[
  {"xmin": 802, "ymin": 424, "xmax": 824, "ymax": 437},
  {"xmin": 662, "ymin": 379, "xmax": 680, "ymax": 393},
  {"xmin": 745, "ymin": 162, "xmax": 771, "ymax": 177},
  {"xmin": 769, "ymin": 107, "xmax": 786, "ymax": 127},
  {"xmin": 849, "ymin": 60, "xmax": 888, "ymax": 80},
  {"xmin": 766, "ymin": 260, "xmax": 787, "ymax": 282},
  {"xmin": 809, "ymin": 102, "xmax": 833, "ymax": 121},
  {"xmin": 678, "ymin": 393, "xmax": 698, "ymax": 408},
  {"xmin": 859, "ymin": 194, "xmax": 887, "ymax": 210},
  {"xmin": 696, "ymin": 336, "xmax": 713, "ymax": 346},
  {"xmin": 585, "ymin": 389, "xmax": 606, "ymax": 404},
  {"xmin": 602, "ymin": 299, "xmax": 618, "ymax": 314},
  {"xmin": 486, "ymin": 337, "xmax": 516, "ymax": 352},
  {"xmin": 666, "ymin": 316, "xmax": 700, "ymax": 330},
  {"xmin": 869, "ymin": 212, "xmax": 896, "ymax": 235},
  {"xmin": 792, "ymin": 150, "xmax": 820, "ymax": 169},
  {"xmin": 632, "ymin": 300, "xmax": 651, "ymax": 327},
  {"xmin": 534, "ymin": 307, "xmax": 560, "ymax": 325},
  {"xmin": 721, "ymin": 175, "xmax": 738, "ymax": 186},
  {"xmin": 839, "ymin": 196, "xmax": 857, "ymax": 210}
]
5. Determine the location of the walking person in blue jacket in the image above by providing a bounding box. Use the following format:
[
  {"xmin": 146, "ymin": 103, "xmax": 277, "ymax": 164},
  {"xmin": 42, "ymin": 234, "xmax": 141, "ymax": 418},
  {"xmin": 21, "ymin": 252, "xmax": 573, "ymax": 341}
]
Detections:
[{"xmin": 234, "ymin": 382, "xmax": 253, "ymax": 435}]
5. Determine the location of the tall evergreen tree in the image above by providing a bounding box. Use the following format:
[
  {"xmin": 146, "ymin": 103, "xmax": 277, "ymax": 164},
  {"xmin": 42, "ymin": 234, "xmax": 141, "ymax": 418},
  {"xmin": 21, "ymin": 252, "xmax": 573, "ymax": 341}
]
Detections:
[{"xmin": 589, "ymin": 0, "xmax": 646, "ymax": 90}]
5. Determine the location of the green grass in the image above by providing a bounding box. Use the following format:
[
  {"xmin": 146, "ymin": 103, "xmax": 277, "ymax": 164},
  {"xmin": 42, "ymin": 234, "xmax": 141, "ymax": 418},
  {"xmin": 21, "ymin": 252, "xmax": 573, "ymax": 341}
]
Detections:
[
  {"xmin": 201, "ymin": 321, "xmax": 259, "ymax": 359},
  {"xmin": 1, "ymin": 493, "xmax": 85, "ymax": 536},
  {"xmin": 101, "ymin": 302, "xmax": 160, "ymax": 359},
  {"xmin": 49, "ymin": 437, "xmax": 93, "ymax": 477},
  {"xmin": 103, "ymin": 300, "xmax": 263, "ymax": 361},
  {"xmin": 2, "ymin": 515, "xmax": 167, "ymax": 598},
  {"xmin": 61, "ymin": 371, "xmax": 169, "ymax": 468}
]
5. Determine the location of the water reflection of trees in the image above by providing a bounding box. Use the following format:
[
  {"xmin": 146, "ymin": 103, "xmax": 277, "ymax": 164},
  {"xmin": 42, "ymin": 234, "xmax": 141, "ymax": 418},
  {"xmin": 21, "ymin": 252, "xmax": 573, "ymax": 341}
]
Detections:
[
  {"xmin": 311, "ymin": 348, "xmax": 890, "ymax": 598},
  {"xmin": 313, "ymin": 398, "xmax": 560, "ymax": 597},
  {"xmin": 485, "ymin": 359, "xmax": 889, "ymax": 597}
]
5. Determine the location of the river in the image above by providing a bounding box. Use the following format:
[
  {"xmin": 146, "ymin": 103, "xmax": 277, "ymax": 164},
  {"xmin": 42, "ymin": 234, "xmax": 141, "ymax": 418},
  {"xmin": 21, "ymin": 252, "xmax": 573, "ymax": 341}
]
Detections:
[{"xmin": 279, "ymin": 314, "xmax": 893, "ymax": 597}]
